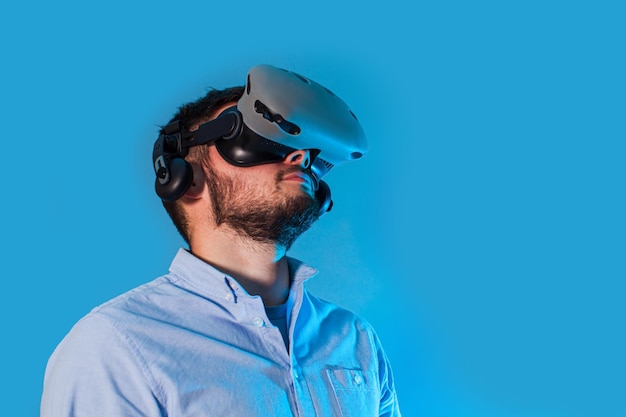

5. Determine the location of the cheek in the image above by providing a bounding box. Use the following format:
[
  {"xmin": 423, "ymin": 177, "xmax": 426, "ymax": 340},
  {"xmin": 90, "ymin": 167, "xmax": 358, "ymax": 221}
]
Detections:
[
  {"xmin": 243, "ymin": 166, "xmax": 281, "ymax": 187},
  {"xmin": 208, "ymin": 149, "xmax": 281, "ymax": 190}
]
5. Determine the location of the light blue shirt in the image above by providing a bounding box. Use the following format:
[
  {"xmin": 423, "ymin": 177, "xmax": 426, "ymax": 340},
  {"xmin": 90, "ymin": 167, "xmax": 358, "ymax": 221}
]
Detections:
[{"xmin": 41, "ymin": 249, "xmax": 401, "ymax": 416}]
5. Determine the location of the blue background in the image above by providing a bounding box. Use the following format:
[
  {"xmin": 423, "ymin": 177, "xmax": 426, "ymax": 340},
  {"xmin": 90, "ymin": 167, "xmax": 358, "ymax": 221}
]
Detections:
[{"xmin": 1, "ymin": 1, "xmax": 624, "ymax": 416}]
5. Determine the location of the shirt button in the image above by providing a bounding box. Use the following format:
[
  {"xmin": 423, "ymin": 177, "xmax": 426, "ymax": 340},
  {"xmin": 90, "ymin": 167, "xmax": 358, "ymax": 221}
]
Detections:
[
  {"xmin": 353, "ymin": 374, "xmax": 363, "ymax": 385},
  {"xmin": 225, "ymin": 293, "xmax": 234, "ymax": 301},
  {"xmin": 252, "ymin": 317, "xmax": 264, "ymax": 327}
]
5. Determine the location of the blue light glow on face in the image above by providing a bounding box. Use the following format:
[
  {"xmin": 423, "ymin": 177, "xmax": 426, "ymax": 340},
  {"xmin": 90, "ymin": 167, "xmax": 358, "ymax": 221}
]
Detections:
[{"xmin": 4, "ymin": 1, "xmax": 624, "ymax": 416}]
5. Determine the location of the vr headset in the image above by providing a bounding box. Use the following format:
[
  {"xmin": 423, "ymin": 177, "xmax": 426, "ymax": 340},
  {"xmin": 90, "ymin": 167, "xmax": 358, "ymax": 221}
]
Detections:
[{"xmin": 152, "ymin": 64, "xmax": 367, "ymax": 215}]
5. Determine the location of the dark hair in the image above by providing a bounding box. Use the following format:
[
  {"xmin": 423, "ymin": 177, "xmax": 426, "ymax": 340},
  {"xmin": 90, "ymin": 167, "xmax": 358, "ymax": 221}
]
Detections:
[{"xmin": 160, "ymin": 86, "xmax": 245, "ymax": 244}]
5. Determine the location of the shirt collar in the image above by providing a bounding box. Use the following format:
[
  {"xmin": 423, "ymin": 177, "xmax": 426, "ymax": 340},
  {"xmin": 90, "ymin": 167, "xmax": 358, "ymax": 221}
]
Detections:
[{"xmin": 168, "ymin": 248, "xmax": 318, "ymax": 301}]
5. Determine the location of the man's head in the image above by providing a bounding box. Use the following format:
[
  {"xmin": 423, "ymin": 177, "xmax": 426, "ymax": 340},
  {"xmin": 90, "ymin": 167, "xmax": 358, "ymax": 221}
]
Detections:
[
  {"xmin": 155, "ymin": 65, "xmax": 367, "ymax": 250},
  {"xmin": 160, "ymin": 87, "xmax": 321, "ymax": 249}
]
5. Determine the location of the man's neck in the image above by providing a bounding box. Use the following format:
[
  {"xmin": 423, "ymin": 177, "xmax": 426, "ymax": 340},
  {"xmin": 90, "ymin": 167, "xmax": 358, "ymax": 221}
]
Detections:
[{"xmin": 189, "ymin": 228, "xmax": 291, "ymax": 307}]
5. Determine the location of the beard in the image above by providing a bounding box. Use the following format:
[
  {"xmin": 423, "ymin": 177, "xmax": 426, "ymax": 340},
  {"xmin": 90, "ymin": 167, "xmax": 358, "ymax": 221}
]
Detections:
[{"xmin": 204, "ymin": 160, "xmax": 321, "ymax": 250}]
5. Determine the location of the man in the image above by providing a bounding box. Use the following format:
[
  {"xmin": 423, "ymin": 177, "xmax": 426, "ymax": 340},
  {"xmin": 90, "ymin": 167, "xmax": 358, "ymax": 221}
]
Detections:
[{"xmin": 41, "ymin": 65, "xmax": 401, "ymax": 416}]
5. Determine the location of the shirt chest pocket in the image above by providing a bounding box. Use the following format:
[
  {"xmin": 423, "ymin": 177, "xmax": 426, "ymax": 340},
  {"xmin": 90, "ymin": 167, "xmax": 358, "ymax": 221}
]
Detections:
[{"xmin": 327, "ymin": 368, "xmax": 379, "ymax": 417}]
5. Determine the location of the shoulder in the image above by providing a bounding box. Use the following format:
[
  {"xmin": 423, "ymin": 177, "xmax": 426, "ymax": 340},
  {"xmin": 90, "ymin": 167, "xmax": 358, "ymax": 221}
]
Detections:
[
  {"xmin": 300, "ymin": 288, "xmax": 383, "ymax": 347},
  {"xmin": 87, "ymin": 273, "xmax": 188, "ymax": 326},
  {"xmin": 47, "ymin": 274, "xmax": 181, "ymax": 368},
  {"xmin": 104, "ymin": 270, "xmax": 171, "ymax": 311},
  {"xmin": 48, "ymin": 275, "xmax": 175, "ymax": 360},
  {"xmin": 304, "ymin": 290, "xmax": 368, "ymax": 323}
]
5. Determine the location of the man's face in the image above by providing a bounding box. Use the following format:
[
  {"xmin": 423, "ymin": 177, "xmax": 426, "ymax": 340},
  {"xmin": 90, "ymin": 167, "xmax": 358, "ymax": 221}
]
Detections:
[{"xmin": 202, "ymin": 145, "xmax": 321, "ymax": 250}]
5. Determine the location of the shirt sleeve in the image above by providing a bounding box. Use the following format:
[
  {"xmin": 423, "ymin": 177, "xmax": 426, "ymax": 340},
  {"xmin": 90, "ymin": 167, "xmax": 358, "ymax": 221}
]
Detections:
[
  {"xmin": 41, "ymin": 314, "xmax": 164, "ymax": 417},
  {"xmin": 374, "ymin": 331, "xmax": 402, "ymax": 417}
]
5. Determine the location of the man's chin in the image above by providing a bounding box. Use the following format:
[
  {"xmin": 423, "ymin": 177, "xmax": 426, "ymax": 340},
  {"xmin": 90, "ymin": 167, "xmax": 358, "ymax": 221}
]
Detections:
[{"xmin": 287, "ymin": 192, "xmax": 319, "ymax": 216}]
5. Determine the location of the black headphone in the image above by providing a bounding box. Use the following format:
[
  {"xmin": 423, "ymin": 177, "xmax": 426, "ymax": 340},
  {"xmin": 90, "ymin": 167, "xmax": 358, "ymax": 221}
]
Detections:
[{"xmin": 152, "ymin": 109, "xmax": 333, "ymax": 216}]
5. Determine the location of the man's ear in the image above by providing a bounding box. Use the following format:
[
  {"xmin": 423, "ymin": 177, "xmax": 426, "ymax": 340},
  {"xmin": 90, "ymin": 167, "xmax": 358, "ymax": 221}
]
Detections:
[{"xmin": 182, "ymin": 162, "xmax": 206, "ymax": 200}]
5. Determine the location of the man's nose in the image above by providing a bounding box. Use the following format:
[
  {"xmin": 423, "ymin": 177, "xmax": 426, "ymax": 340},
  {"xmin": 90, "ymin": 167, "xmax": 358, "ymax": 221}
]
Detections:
[{"xmin": 284, "ymin": 149, "xmax": 311, "ymax": 169}]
